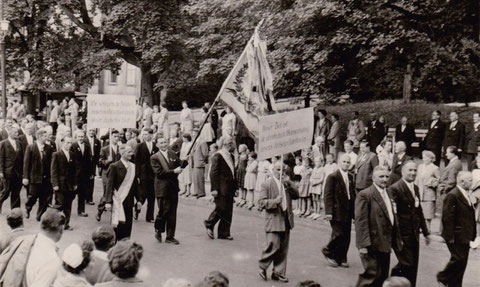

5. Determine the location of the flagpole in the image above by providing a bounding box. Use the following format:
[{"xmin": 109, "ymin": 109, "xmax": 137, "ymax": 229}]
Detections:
[{"xmin": 186, "ymin": 19, "xmax": 265, "ymax": 156}]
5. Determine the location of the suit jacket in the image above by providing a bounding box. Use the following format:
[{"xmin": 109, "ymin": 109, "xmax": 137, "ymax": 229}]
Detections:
[
  {"xmin": 258, "ymin": 177, "xmax": 299, "ymax": 232},
  {"xmin": 192, "ymin": 141, "xmax": 209, "ymax": 168},
  {"xmin": 466, "ymin": 124, "xmax": 480, "ymax": 154},
  {"xmin": 0, "ymin": 139, "xmax": 24, "ymax": 179},
  {"xmin": 99, "ymin": 145, "xmax": 121, "ymax": 184},
  {"xmin": 18, "ymin": 134, "xmax": 36, "ymax": 150},
  {"xmin": 441, "ymin": 187, "xmax": 476, "ymax": 244},
  {"xmin": 438, "ymin": 158, "xmax": 462, "ymax": 194},
  {"xmin": 388, "ymin": 180, "xmax": 429, "ymax": 241},
  {"xmin": 23, "ymin": 143, "xmax": 54, "ymax": 184},
  {"xmin": 388, "ymin": 153, "xmax": 413, "ymax": 185},
  {"xmin": 327, "ymin": 120, "xmax": 341, "ymax": 148},
  {"xmin": 443, "ymin": 121, "xmax": 465, "ymax": 150},
  {"xmin": 355, "ymin": 185, "xmax": 403, "ymax": 253},
  {"xmin": 50, "ymin": 149, "xmax": 77, "ymax": 191},
  {"xmin": 150, "ymin": 149, "xmax": 181, "ymax": 198},
  {"xmin": 368, "ymin": 120, "xmax": 386, "ymax": 149},
  {"xmin": 105, "ymin": 160, "xmax": 138, "ymax": 208},
  {"xmin": 422, "ymin": 120, "xmax": 446, "ymax": 151},
  {"xmin": 355, "ymin": 152, "xmax": 379, "ymax": 190},
  {"xmin": 395, "ymin": 124, "xmax": 416, "ymax": 153},
  {"xmin": 87, "ymin": 136, "xmax": 101, "ymax": 167},
  {"xmin": 169, "ymin": 137, "xmax": 183, "ymax": 156},
  {"xmin": 209, "ymin": 152, "xmax": 237, "ymax": 197},
  {"xmin": 324, "ymin": 170, "xmax": 355, "ymax": 222},
  {"xmin": 71, "ymin": 142, "xmax": 92, "ymax": 179},
  {"xmin": 315, "ymin": 118, "xmax": 331, "ymax": 139},
  {"xmin": 0, "ymin": 129, "xmax": 8, "ymax": 141},
  {"xmin": 134, "ymin": 141, "xmax": 158, "ymax": 181}
]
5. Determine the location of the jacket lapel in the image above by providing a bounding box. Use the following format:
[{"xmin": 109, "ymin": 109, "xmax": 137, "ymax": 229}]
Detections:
[
  {"xmin": 118, "ymin": 162, "xmax": 127, "ymax": 181},
  {"xmin": 371, "ymin": 186, "xmax": 391, "ymax": 222},
  {"xmin": 456, "ymin": 189, "xmax": 474, "ymax": 211},
  {"xmin": 336, "ymin": 170, "xmax": 349, "ymax": 198},
  {"xmin": 399, "ymin": 180, "xmax": 415, "ymax": 204}
]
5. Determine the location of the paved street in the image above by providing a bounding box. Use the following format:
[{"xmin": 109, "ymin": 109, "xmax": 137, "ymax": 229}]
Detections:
[{"xmin": 1, "ymin": 179, "xmax": 479, "ymax": 287}]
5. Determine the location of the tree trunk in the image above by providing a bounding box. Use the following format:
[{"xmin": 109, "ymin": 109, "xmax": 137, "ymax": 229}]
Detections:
[
  {"xmin": 402, "ymin": 64, "xmax": 412, "ymax": 104},
  {"xmin": 140, "ymin": 66, "xmax": 156, "ymax": 106},
  {"xmin": 304, "ymin": 94, "xmax": 311, "ymax": 107}
]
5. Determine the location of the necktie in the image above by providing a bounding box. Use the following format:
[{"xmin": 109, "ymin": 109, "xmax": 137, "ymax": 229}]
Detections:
[{"xmin": 382, "ymin": 190, "xmax": 394, "ymax": 224}]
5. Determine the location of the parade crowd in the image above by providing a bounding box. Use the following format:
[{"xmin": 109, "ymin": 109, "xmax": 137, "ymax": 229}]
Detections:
[{"xmin": 0, "ymin": 97, "xmax": 479, "ymax": 287}]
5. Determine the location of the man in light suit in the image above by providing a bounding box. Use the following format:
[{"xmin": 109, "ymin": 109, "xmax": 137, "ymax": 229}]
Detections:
[
  {"xmin": 150, "ymin": 136, "xmax": 184, "ymax": 244},
  {"xmin": 204, "ymin": 136, "xmax": 237, "ymax": 240},
  {"xmin": 437, "ymin": 171, "xmax": 476, "ymax": 287},
  {"xmin": 388, "ymin": 141, "xmax": 413, "ymax": 185},
  {"xmin": 443, "ymin": 111, "xmax": 465, "ymax": 159},
  {"xmin": 0, "ymin": 127, "xmax": 25, "ymax": 213},
  {"xmin": 191, "ymin": 133, "xmax": 209, "ymax": 198},
  {"xmin": 354, "ymin": 141, "xmax": 379, "ymax": 193},
  {"xmin": 395, "ymin": 116, "xmax": 416, "ymax": 156},
  {"xmin": 388, "ymin": 161, "xmax": 430, "ymax": 287},
  {"xmin": 355, "ymin": 165, "xmax": 403, "ymax": 287},
  {"xmin": 327, "ymin": 114, "xmax": 341, "ymax": 160},
  {"xmin": 323, "ymin": 154, "xmax": 355, "ymax": 268},
  {"xmin": 421, "ymin": 110, "xmax": 446, "ymax": 166},
  {"xmin": 258, "ymin": 161, "xmax": 299, "ymax": 283},
  {"xmin": 466, "ymin": 112, "xmax": 480, "ymax": 164},
  {"xmin": 437, "ymin": 146, "xmax": 462, "ymax": 195}
]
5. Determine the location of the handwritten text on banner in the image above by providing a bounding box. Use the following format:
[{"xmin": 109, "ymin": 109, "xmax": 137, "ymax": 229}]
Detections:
[{"xmin": 87, "ymin": 94, "xmax": 137, "ymax": 129}]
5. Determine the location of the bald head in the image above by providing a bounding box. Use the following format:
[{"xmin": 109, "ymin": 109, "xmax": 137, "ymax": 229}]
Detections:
[{"xmin": 457, "ymin": 171, "xmax": 472, "ymax": 190}]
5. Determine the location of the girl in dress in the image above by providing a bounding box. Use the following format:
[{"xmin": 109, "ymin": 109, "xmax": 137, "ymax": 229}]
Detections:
[
  {"xmin": 244, "ymin": 152, "xmax": 258, "ymax": 210},
  {"xmin": 415, "ymin": 150, "xmax": 440, "ymax": 231},
  {"xmin": 376, "ymin": 139, "xmax": 393, "ymax": 169},
  {"xmin": 293, "ymin": 157, "xmax": 303, "ymax": 214},
  {"xmin": 236, "ymin": 145, "xmax": 248, "ymax": 207},
  {"xmin": 309, "ymin": 156, "xmax": 325, "ymax": 220},
  {"xmin": 152, "ymin": 105, "xmax": 161, "ymax": 125},
  {"xmin": 179, "ymin": 133, "xmax": 193, "ymax": 197},
  {"xmin": 322, "ymin": 153, "xmax": 338, "ymax": 209},
  {"xmin": 299, "ymin": 157, "xmax": 313, "ymax": 217},
  {"xmin": 180, "ymin": 100, "xmax": 194, "ymax": 135}
]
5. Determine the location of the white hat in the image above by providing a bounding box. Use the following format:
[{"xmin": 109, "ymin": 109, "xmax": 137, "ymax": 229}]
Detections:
[{"xmin": 62, "ymin": 244, "xmax": 83, "ymax": 268}]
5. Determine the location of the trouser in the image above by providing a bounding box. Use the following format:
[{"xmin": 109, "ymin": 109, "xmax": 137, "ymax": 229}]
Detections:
[
  {"xmin": 323, "ymin": 220, "xmax": 351, "ymax": 265},
  {"xmin": 155, "ymin": 195, "xmax": 178, "ymax": 239},
  {"xmin": 97, "ymin": 182, "xmax": 107, "ymax": 215},
  {"xmin": 259, "ymin": 230, "xmax": 290, "ymax": 276},
  {"xmin": 50, "ymin": 122, "xmax": 58, "ymax": 135},
  {"xmin": 192, "ymin": 168, "xmax": 206, "ymax": 197},
  {"xmin": 138, "ymin": 179, "xmax": 155, "ymax": 221},
  {"xmin": 77, "ymin": 177, "xmax": 89, "ymax": 214},
  {"xmin": 437, "ymin": 243, "xmax": 470, "ymax": 287},
  {"xmin": 55, "ymin": 189, "xmax": 76, "ymax": 226},
  {"xmin": 25, "ymin": 179, "xmax": 52, "ymax": 220},
  {"xmin": 0, "ymin": 177, "xmax": 22, "ymax": 210},
  {"xmin": 204, "ymin": 196, "xmax": 234, "ymax": 238},
  {"xmin": 115, "ymin": 200, "xmax": 133, "ymax": 241},
  {"xmin": 391, "ymin": 236, "xmax": 420, "ymax": 286},
  {"xmin": 86, "ymin": 175, "xmax": 95, "ymax": 203},
  {"xmin": 356, "ymin": 249, "xmax": 390, "ymax": 287}
]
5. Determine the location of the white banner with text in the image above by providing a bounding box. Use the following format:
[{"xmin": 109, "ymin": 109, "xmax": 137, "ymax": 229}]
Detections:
[{"xmin": 87, "ymin": 94, "xmax": 137, "ymax": 129}]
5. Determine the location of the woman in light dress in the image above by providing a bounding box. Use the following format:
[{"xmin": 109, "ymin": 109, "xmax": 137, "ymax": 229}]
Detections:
[
  {"xmin": 157, "ymin": 103, "xmax": 170, "ymax": 139},
  {"xmin": 244, "ymin": 152, "xmax": 258, "ymax": 209},
  {"xmin": 199, "ymin": 107, "xmax": 215, "ymax": 143},
  {"xmin": 180, "ymin": 101, "xmax": 194, "ymax": 135},
  {"xmin": 178, "ymin": 133, "xmax": 193, "ymax": 197},
  {"xmin": 469, "ymin": 156, "xmax": 480, "ymax": 248},
  {"xmin": 221, "ymin": 106, "xmax": 236, "ymax": 137},
  {"xmin": 309, "ymin": 156, "xmax": 325, "ymax": 220},
  {"xmin": 152, "ymin": 105, "xmax": 161, "ymax": 126},
  {"xmin": 415, "ymin": 150, "xmax": 440, "ymax": 230},
  {"xmin": 376, "ymin": 139, "xmax": 393, "ymax": 169}
]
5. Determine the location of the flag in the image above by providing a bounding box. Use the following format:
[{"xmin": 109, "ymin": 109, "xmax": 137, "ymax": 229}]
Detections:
[{"xmin": 218, "ymin": 25, "xmax": 277, "ymax": 138}]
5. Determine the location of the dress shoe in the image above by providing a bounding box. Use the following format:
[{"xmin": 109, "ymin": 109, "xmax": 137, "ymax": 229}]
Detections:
[
  {"xmin": 340, "ymin": 262, "xmax": 350, "ymax": 268},
  {"xmin": 65, "ymin": 225, "xmax": 73, "ymax": 231},
  {"xmin": 204, "ymin": 221, "xmax": 214, "ymax": 239},
  {"xmin": 259, "ymin": 269, "xmax": 267, "ymax": 281},
  {"xmin": 87, "ymin": 201, "xmax": 95, "ymax": 205},
  {"xmin": 165, "ymin": 238, "xmax": 180, "ymax": 245},
  {"xmin": 95, "ymin": 211, "xmax": 102, "ymax": 222},
  {"xmin": 437, "ymin": 280, "xmax": 447, "ymax": 287},
  {"xmin": 271, "ymin": 273, "xmax": 288, "ymax": 283},
  {"xmin": 35, "ymin": 216, "xmax": 41, "ymax": 222},
  {"xmin": 326, "ymin": 257, "xmax": 339, "ymax": 267},
  {"xmin": 78, "ymin": 212, "xmax": 88, "ymax": 217},
  {"xmin": 146, "ymin": 219, "xmax": 154, "ymax": 223},
  {"xmin": 218, "ymin": 236, "xmax": 234, "ymax": 240},
  {"xmin": 155, "ymin": 233, "xmax": 162, "ymax": 243},
  {"xmin": 25, "ymin": 209, "xmax": 30, "ymax": 219}
]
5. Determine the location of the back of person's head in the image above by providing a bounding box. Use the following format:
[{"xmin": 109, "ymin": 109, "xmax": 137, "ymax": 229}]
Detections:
[
  {"xmin": 382, "ymin": 276, "xmax": 411, "ymax": 287},
  {"xmin": 6, "ymin": 208, "xmax": 23, "ymax": 229},
  {"xmin": 203, "ymin": 271, "xmax": 229, "ymax": 287},
  {"xmin": 40, "ymin": 209, "xmax": 66, "ymax": 234},
  {"xmin": 61, "ymin": 241, "xmax": 94, "ymax": 275},
  {"xmin": 296, "ymin": 280, "xmax": 322, "ymax": 287},
  {"xmin": 109, "ymin": 239, "xmax": 143, "ymax": 279},
  {"xmin": 92, "ymin": 226, "xmax": 116, "ymax": 251},
  {"xmin": 164, "ymin": 278, "xmax": 192, "ymax": 287}
]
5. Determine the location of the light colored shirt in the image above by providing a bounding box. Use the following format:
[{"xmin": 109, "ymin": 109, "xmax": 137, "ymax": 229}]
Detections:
[
  {"xmin": 146, "ymin": 141, "xmax": 153, "ymax": 154},
  {"xmin": 273, "ymin": 176, "xmax": 287, "ymax": 211},
  {"xmin": 62, "ymin": 148, "xmax": 70, "ymax": 161},
  {"xmin": 345, "ymin": 151, "xmax": 358, "ymax": 169},
  {"xmin": 37, "ymin": 142, "xmax": 44, "ymax": 159},
  {"xmin": 78, "ymin": 142, "xmax": 85, "ymax": 155},
  {"xmin": 26, "ymin": 233, "xmax": 61, "ymax": 287},
  {"xmin": 339, "ymin": 169, "xmax": 350, "ymax": 200},
  {"xmin": 430, "ymin": 120, "xmax": 438, "ymax": 129},
  {"xmin": 159, "ymin": 150, "xmax": 169, "ymax": 162},
  {"xmin": 26, "ymin": 134, "xmax": 34, "ymax": 145},
  {"xmin": 8, "ymin": 138, "xmax": 17, "ymax": 151},
  {"xmin": 88, "ymin": 137, "xmax": 95, "ymax": 154},
  {"xmin": 457, "ymin": 185, "xmax": 472, "ymax": 206},
  {"xmin": 402, "ymin": 179, "xmax": 416, "ymax": 199},
  {"xmin": 450, "ymin": 121, "xmax": 458, "ymax": 129},
  {"xmin": 374, "ymin": 183, "xmax": 394, "ymax": 224},
  {"xmin": 120, "ymin": 158, "xmax": 130, "ymax": 169}
]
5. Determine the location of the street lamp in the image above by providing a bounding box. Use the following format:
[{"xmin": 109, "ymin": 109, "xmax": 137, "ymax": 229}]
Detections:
[{"xmin": 0, "ymin": 0, "xmax": 9, "ymax": 120}]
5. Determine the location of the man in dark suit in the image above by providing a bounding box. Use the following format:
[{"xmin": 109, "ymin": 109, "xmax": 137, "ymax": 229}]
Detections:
[
  {"xmin": 258, "ymin": 161, "xmax": 299, "ymax": 283},
  {"xmin": 0, "ymin": 127, "xmax": 25, "ymax": 213},
  {"xmin": 96, "ymin": 130, "xmax": 121, "ymax": 221},
  {"xmin": 23, "ymin": 129, "xmax": 54, "ymax": 221},
  {"xmin": 315, "ymin": 109, "xmax": 331, "ymax": 141},
  {"xmin": 388, "ymin": 141, "xmax": 413, "ymax": 185},
  {"xmin": 355, "ymin": 141, "xmax": 379, "ymax": 193},
  {"xmin": 355, "ymin": 165, "xmax": 403, "ymax": 287},
  {"xmin": 323, "ymin": 154, "xmax": 355, "ymax": 268},
  {"xmin": 51, "ymin": 135, "xmax": 77, "ymax": 230},
  {"xmin": 422, "ymin": 110, "xmax": 446, "ymax": 166},
  {"xmin": 367, "ymin": 113, "xmax": 386, "ymax": 151},
  {"xmin": 395, "ymin": 116, "xmax": 416, "ymax": 156},
  {"xmin": 443, "ymin": 111, "xmax": 465, "ymax": 159},
  {"xmin": 18, "ymin": 122, "xmax": 35, "ymax": 150},
  {"xmin": 388, "ymin": 161, "xmax": 430, "ymax": 287},
  {"xmin": 105, "ymin": 145, "xmax": 139, "ymax": 240},
  {"xmin": 150, "ymin": 136, "xmax": 184, "ymax": 244},
  {"xmin": 86, "ymin": 128, "xmax": 101, "ymax": 205},
  {"xmin": 437, "ymin": 171, "xmax": 476, "ymax": 287},
  {"xmin": 204, "ymin": 136, "xmax": 237, "ymax": 240},
  {"xmin": 134, "ymin": 128, "xmax": 158, "ymax": 222},
  {"xmin": 466, "ymin": 112, "xmax": 480, "ymax": 164},
  {"xmin": 72, "ymin": 130, "xmax": 91, "ymax": 217}
]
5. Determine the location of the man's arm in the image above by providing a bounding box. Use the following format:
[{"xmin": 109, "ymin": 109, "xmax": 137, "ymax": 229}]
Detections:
[
  {"xmin": 355, "ymin": 191, "xmax": 371, "ymax": 249},
  {"xmin": 23, "ymin": 145, "xmax": 32, "ymax": 182},
  {"xmin": 258, "ymin": 181, "xmax": 281, "ymax": 210},
  {"xmin": 323, "ymin": 174, "xmax": 335, "ymax": 217},
  {"xmin": 441, "ymin": 193, "xmax": 455, "ymax": 243},
  {"xmin": 209, "ymin": 154, "xmax": 220, "ymax": 191},
  {"xmin": 327, "ymin": 122, "xmax": 339, "ymax": 141},
  {"xmin": 105, "ymin": 164, "xmax": 116, "ymax": 204},
  {"xmin": 357, "ymin": 120, "xmax": 366, "ymax": 140},
  {"xmin": 150, "ymin": 154, "xmax": 174, "ymax": 178},
  {"xmin": 98, "ymin": 147, "xmax": 110, "ymax": 169},
  {"xmin": 50, "ymin": 153, "xmax": 59, "ymax": 188}
]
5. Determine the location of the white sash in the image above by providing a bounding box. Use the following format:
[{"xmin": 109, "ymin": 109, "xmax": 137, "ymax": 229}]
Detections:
[
  {"xmin": 217, "ymin": 150, "xmax": 234, "ymax": 177},
  {"xmin": 111, "ymin": 162, "xmax": 135, "ymax": 228}
]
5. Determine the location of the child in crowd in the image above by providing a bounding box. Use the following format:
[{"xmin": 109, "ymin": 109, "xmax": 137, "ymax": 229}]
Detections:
[
  {"xmin": 244, "ymin": 152, "xmax": 258, "ymax": 210},
  {"xmin": 236, "ymin": 145, "xmax": 248, "ymax": 207},
  {"xmin": 298, "ymin": 157, "xmax": 312, "ymax": 217},
  {"xmin": 323, "ymin": 153, "xmax": 338, "ymax": 187},
  {"xmin": 301, "ymin": 147, "xmax": 313, "ymax": 163},
  {"xmin": 292, "ymin": 156, "xmax": 303, "ymax": 213},
  {"xmin": 309, "ymin": 156, "xmax": 325, "ymax": 220}
]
